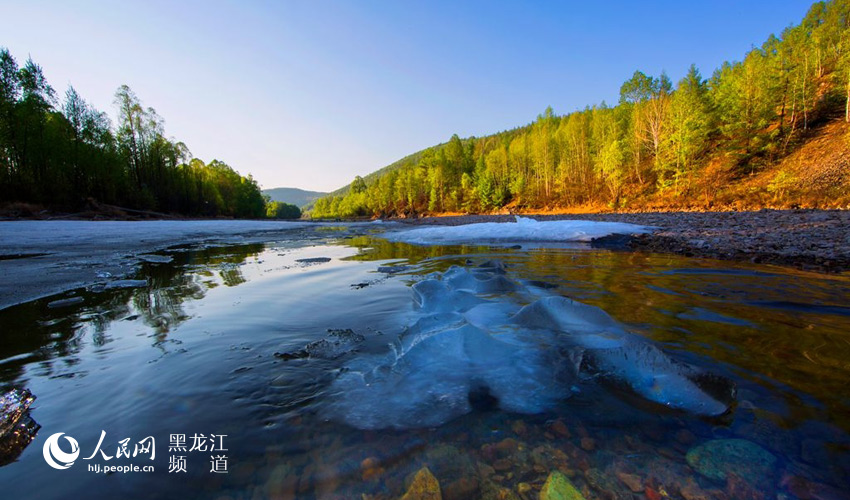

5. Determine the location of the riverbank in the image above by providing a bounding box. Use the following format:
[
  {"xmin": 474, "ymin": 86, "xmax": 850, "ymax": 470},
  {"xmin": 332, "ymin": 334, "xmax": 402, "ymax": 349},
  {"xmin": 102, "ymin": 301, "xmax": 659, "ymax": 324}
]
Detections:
[{"xmin": 396, "ymin": 209, "xmax": 850, "ymax": 273}]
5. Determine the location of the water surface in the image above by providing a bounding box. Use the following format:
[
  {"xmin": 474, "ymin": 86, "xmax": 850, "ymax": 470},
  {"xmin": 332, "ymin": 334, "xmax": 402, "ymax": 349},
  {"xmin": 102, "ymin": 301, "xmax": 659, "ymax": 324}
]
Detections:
[{"xmin": 1, "ymin": 226, "xmax": 849, "ymax": 499}]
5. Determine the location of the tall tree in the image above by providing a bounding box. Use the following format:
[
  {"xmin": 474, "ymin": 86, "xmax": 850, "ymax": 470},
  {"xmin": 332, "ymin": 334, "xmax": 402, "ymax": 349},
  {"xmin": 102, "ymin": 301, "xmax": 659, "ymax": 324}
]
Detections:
[{"xmin": 664, "ymin": 65, "xmax": 715, "ymax": 190}]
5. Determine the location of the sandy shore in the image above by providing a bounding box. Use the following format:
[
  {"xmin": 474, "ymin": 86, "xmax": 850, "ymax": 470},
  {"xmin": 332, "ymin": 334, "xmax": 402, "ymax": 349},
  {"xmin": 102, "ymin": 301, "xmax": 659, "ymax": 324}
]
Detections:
[{"xmin": 397, "ymin": 209, "xmax": 850, "ymax": 273}]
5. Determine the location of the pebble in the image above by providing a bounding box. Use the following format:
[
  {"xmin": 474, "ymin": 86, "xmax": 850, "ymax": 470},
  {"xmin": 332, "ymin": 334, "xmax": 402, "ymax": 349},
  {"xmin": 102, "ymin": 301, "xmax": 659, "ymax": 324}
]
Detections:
[
  {"xmin": 615, "ymin": 472, "xmax": 643, "ymax": 493},
  {"xmin": 444, "ymin": 477, "xmax": 478, "ymax": 500},
  {"xmin": 360, "ymin": 457, "xmax": 383, "ymax": 481},
  {"xmin": 550, "ymin": 420, "xmax": 570, "ymax": 437},
  {"xmin": 675, "ymin": 429, "xmax": 697, "ymax": 446},
  {"xmin": 401, "ymin": 467, "xmax": 442, "ymax": 500},
  {"xmin": 539, "ymin": 471, "xmax": 587, "ymax": 500},
  {"xmin": 579, "ymin": 438, "xmax": 595, "ymax": 452},
  {"xmin": 493, "ymin": 459, "xmax": 513, "ymax": 472},
  {"xmin": 686, "ymin": 438, "xmax": 777, "ymax": 484},
  {"xmin": 512, "ymin": 420, "xmax": 528, "ymax": 437}
]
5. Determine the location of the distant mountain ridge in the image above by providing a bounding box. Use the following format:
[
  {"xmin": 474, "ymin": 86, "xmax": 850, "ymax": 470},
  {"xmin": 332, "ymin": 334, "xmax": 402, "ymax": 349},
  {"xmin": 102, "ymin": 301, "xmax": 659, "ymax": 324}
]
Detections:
[{"xmin": 262, "ymin": 187, "xmax": 328, "ymax": 208}]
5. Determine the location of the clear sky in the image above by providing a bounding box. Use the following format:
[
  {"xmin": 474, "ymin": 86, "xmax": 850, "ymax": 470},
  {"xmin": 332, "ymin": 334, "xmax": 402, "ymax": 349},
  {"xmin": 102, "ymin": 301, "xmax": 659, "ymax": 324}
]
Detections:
[{"xmin": 5, "ymin": 0, "xmax": 814, "ymax": 192}]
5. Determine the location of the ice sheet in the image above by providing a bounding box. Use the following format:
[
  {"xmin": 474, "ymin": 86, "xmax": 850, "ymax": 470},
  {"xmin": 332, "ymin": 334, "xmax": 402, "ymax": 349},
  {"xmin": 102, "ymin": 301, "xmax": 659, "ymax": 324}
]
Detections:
[
  {"xmin": 323, "ymin": 262, "xmax": 731, "ymax": 430},
  {"xmin": 384, "ymin": 216, "xmax": 652, "ymax": 245},
  {"xmin": 0, "ymin": 220, "xmax": 319, "ymax": 309}
]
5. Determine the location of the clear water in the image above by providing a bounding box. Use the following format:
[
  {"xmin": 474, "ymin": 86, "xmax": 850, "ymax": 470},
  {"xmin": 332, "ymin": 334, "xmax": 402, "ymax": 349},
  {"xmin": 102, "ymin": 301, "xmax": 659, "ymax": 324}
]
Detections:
[{"xmin": 1, "ymin": 226, "xmax": 849, "ymax": 499}]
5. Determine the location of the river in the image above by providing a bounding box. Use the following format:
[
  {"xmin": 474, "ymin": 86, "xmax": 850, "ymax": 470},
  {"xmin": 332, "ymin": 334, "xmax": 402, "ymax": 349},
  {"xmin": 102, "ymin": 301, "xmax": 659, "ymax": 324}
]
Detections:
[{"xmin": 1, "ymin": 221, "xmax": 848, "ymax": 499}]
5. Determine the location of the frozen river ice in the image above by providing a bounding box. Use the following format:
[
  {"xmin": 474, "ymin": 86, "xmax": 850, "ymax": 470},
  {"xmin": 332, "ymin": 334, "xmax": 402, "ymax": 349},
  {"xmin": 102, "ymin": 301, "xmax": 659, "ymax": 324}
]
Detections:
[
  {"xmin": 0, "ymin": 218, "xmax": 650, "ymax": 310},
  {"xmin": 0, "ymin": 220, "xmax": 315, "ymax": 309}
]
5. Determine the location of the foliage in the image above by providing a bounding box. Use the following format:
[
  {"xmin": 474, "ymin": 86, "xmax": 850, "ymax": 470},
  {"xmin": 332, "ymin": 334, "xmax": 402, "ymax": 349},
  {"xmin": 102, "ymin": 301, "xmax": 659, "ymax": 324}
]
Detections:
[
  {"xmin": 313, "ymin": 0, "xmax": 850, "ymax": 218},
  {"xmin": 0, "ymin": 50, "xmax": 268, "ymax": 218},
  {"xmin": 265, "ymin": 200, "xmax": 301, "ymax": 219}
]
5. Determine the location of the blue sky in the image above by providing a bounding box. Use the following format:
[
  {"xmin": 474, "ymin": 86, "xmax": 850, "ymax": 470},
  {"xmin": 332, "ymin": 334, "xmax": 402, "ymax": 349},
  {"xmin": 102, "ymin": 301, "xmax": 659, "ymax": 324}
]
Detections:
[{"xmin": 5, "ymin": 0, "xmax": 813, "ymax": 192}]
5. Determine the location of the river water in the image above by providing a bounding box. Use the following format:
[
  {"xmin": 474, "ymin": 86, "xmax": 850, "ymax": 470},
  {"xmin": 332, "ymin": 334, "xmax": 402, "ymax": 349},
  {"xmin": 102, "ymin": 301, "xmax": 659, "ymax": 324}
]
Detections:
[{"xmin": 1, "ymin": 224, "xmax": 848, "ymax": 499}]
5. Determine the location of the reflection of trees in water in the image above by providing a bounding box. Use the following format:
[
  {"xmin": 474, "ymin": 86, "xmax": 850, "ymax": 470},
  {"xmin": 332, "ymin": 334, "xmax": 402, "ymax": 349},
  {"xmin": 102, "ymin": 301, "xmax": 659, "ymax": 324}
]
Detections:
[
  {"xmin": 219, "ymin": 265, "xmax": 246, "ymax": 287},
  {"xmin": 499, "ymin": 249, "xmax": 850, "ymax": 433},
  {"xmin": 343, "ymin": 236, "xmax": 499, "ymax": 269},
  {"xmin": 0, "ymin": 292, "xmax": 133, "ymax": 387},
  {"xmin": 131, "ymin": 275, "xmax": 201, "ymax": 341},
  {"xmin": 0, "ymin": 243, "xmax": 263, "ymax": 387},
  {"xmin": 129, "ymin": 244, "xmax": 264, "ymax": 340},
  {"xmin": 340, "ymin": 237, "xmax": 850, "ymax": 432}
]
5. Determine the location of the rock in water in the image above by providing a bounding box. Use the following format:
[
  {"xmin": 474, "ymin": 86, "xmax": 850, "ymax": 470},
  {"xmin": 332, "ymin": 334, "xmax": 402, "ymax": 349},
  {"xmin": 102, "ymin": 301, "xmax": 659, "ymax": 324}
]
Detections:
[
  {"xmin": 686, "ymin": 439, "xmax": 777, "ymax": 483},
  {"xmin": 401, "ymin": 466, "xmax": 442, "ymax": 500},
  {"xmin": 539, "ymin": 471, "xmax": 586, "ymax": 500},
  {"xmin": 0, "ymin": 389, "xmax": 40, "ymax": 467},
  {"xmin": 304, "ymin": 329, "xmax": 365, "ymax": 359},
  {"xmin": 275, "ymin": 329, "xmax": 365, "ymax": 360},
  {"xmin": 0, "ymin": 389, "xmax": 35, "ymax": 437}
]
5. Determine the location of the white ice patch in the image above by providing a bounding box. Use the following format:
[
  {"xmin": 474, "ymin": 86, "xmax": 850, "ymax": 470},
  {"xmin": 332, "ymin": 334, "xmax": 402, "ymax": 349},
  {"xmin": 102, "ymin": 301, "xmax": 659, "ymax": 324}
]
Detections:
[
  {"xmin": 322, "ymin": 262, "xmax": 730, "ymax": 430},
  {"xmin": 384, "ymin": 216, "xmax": 652, "ymax": 245}
]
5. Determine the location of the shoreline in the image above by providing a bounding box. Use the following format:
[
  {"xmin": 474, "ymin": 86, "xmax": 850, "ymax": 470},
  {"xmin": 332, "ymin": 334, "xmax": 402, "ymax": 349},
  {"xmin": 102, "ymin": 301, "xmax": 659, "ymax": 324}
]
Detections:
[{"xmin": 395, "ymin": 209, "xmax": 850, "ymax": 274}]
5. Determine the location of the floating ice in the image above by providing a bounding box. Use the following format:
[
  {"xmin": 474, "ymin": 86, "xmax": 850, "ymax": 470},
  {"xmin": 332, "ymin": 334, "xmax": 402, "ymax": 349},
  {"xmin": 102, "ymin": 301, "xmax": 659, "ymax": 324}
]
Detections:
[
  {"xmin": 103, "ymin": 279, "xmax": 148, "ymax": 290},
  {"xmin": 384, "ymin": 216, "xmax": 652, "ymax": 245},
  {"xmin": 513, "ymin": 297, "xmax": 728, "ymax": 414},
  {"xmin": 322, "ymin": 261, "xmax": 731, "ymax": 430},
  {"xmin": 138, "ymin": 254, "xmax": 173, "ymax": 264},
  {"xmin": 47, "ymin": 296, "xmax": 84, "ymax": 309},
  {"xmin": 295, "ymin": 257, "xmax": 332, "ymax": 265}
]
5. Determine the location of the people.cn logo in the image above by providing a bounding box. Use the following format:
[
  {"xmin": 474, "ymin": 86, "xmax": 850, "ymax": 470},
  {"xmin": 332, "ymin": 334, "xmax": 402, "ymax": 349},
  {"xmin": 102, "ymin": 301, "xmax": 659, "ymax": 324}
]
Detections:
[{"xmin": 42, "ymin": 433, "xmax": 80, "ymax": 469}]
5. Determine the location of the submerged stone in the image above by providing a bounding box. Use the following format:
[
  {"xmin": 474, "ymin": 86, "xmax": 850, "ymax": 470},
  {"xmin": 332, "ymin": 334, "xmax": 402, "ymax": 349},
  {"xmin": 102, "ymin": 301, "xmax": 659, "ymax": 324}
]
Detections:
[
  {"xmin": 480, "ymin": 479, "xmax": 519, "ymax": 500},
  {"xmin": 540, "ymin": 471, "xmax": 586, "ymax": 500},
  {"xmin": 401, "ymin": 466, "xmax": 442, "ymax": 500},
  {"xmin": 275, "ymin": 328, "xmax": 365, "ymax": 360},
  {"xmin": 686, "ymin": 439, "xmax": 777, "ymax": 483}
]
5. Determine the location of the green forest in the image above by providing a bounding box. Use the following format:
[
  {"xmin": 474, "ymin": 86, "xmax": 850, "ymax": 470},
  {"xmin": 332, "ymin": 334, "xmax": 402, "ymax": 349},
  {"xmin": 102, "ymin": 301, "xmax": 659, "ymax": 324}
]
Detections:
[
  {"xmin": 0, "ymin": 49, "xmax": 302, "ymax": 219},
  {"xmin": 312, "ymin": 0, "xmax": 850, "ymax": 219}
]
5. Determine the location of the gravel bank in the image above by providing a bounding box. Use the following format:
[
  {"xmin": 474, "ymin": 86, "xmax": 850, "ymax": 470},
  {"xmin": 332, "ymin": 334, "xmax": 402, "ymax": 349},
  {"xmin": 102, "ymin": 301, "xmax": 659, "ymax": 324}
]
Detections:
[{"xmin": 397, "ymin": 210, "xmax": 850, "ymax": 273}]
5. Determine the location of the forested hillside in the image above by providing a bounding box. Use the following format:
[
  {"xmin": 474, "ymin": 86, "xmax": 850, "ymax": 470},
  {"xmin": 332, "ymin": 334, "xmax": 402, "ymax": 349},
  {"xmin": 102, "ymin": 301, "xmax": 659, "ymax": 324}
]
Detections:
[
  {"xmin": 312, "ymin": 0, "xmax": 850, "ymax": 219},
  {"xmin": 0, "ymin": 50, "xmax": 266, "ymax": 218}
]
